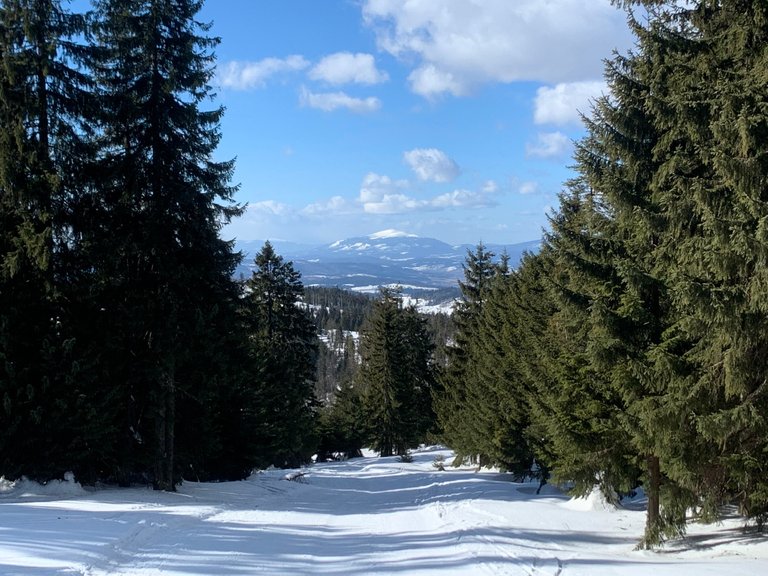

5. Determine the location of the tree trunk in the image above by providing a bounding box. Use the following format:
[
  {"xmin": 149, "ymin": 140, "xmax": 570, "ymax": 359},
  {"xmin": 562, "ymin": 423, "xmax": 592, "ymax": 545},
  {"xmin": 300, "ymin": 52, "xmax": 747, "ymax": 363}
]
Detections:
[
  {"xmin": 154, "ymin": 369, "xmax": 175, "ymax": 491},
  {"xmin": 641, "ymin": 453, "xmax": 661, "ymax": 548}
]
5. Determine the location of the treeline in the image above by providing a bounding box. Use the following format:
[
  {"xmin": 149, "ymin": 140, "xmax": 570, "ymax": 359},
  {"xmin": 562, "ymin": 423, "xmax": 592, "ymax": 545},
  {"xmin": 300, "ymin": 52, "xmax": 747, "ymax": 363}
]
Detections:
[
  {"xmin": 305, "ymin": 286, "xmax": 372, "ymax": 332},
  {"xmin": 0, "ymin": 1, "xmax": 320, "ymax": 489},
  {"xmin": 435, "ymin": 1, "xmax": 768, "ymax": 548}
]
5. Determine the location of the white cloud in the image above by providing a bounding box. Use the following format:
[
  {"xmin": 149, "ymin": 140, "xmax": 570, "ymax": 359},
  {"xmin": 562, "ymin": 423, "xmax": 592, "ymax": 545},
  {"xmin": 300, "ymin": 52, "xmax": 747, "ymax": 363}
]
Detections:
[
  {"xmin": 408, "ymin": 65, "xmax": 465, "ymax": 98},
  {"xmin": 300, "ymin": 87, "xmax": 381, "ymax": 113},
  {"xmin": 359, "ymin": 173, "xmax": 417, "ymax": 213},
  {"xmin": 358, "ymin": 172, "xmax": 496, "ymax": 214},
  {"xmin": 364, "ymin": 193, "xmax": 424, "ymax": 214},
  {"xmin": 301, "ymin": 195, "xmax": 350, "ymax": 216},
  {"xmin": 534, "ymin": 81, "xmax": 606, "ymax": 125},
  {"xmin": 247, "ymin": 200, "xmax": 291, "ymax": 216},
  {"xmin": 218, "ymin": 56, "xmax": 309, "ymax": 90},
  {"xmin": 362, "ymin": 0, "xmax": 630, "ymax": 97},
  {"xmin": 482, "ymin": 180, "xmax": 499, "ymax": 194},
  {"xmin": 431, "ymin": 189, "xmax": 492, "ymax": 209},
  {"xmin": 518, "ymin": 181, "xmax": 539, "ymax": 195},
  {"xmin": 526, "ymin": 131, "xmax": 572, "ymax": 158},
  {"xmin": 309, "ymin": 52, "xmax": 389, "ymax": 85},
  {"xmin": 403, "ymin": 148, "xmax": 460, "ymax": 182}
]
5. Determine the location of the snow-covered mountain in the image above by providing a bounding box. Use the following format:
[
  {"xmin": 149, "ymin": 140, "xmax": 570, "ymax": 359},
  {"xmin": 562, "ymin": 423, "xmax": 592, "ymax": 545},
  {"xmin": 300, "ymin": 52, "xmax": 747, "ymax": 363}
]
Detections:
[{"xmin": 236, "ymin": 230, "xmax": 541, "ymax": 292}]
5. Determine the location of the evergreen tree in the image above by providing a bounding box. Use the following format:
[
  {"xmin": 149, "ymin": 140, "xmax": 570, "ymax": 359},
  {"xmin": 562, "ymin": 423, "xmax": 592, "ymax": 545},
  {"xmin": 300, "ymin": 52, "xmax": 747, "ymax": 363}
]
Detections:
[
  {"xmin": 86, "ymin": 0, "xmax": 243, "ymax": 489},
  {"xmin": 634, "ymin": 0, "xmax": 768, "ymax": 528},
  {"xmin": 543, "ymin": 20, "xmax": 688, "ymax": 545},
  {"xmin": 359, "ymin": 287, "xmax": 437, "ymax": 456},
  {"xmin": 244, "ymin": 241, "xmax": 318, "ymax": 468},
  {"xmin": 470, "ymin": 259, "xmax": 537, "ymax": 476},
  {"xmin": 434, "ymin": 243, "xmax": 501, "ymax": 465},
  {"xmin": 316, "ymin": 380, "xmax": 366, "ymax": 461},
  {"xmin": 0, "ymin": 0, "xmax": 95, "ymax": 480}
]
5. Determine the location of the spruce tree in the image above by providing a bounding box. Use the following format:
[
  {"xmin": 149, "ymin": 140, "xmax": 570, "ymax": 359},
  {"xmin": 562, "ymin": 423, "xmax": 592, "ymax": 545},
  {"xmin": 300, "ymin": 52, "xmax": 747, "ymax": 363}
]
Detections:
[
  {"xmin": 0, "ymin": 0, "xmax": 95, "ymax": 480},
  {"xmin": 546, "ymin": 24, "xmax": 686, "ymax": 545},
  {"xmin": 359, "ymin": 287, "xmax": 437, "ymax": 456},
  {"xmin": 86, "ymin": 0, "xmax": 242, "ymax": 489},
  {"xmin": 434, "ymin": 243, "xmax": 501, "ymax": 464},
  {"xmin": 244, "ymin": 241, "xmax": 318, "ymax": 468},
  {"xmin": 636, "ymin": 0, "xmax": 768, "ymax": 527}
]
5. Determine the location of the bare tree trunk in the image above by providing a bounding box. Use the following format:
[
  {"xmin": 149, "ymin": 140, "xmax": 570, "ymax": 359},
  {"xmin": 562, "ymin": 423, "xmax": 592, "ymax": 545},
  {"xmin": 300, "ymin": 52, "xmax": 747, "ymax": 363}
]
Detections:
[
  {"xmin": 154, "ymin": 368, "xmax": 175, "ymax": 491},
  {"xmin": 640, "ymin": 453, "xmax": 661, "ymax": 548}
]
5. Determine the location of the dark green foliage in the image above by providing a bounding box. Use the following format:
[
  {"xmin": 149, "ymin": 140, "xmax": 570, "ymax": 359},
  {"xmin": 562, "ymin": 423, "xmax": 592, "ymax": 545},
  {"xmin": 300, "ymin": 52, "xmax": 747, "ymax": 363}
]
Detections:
[
  {"xmin": 434, "ymin": 243, "xmax": 506, "ymax": 465},
  {"xmin": 639, "ymin": 0, "xmax": 768, "ymax": 529},
  {"xmin": 315, "ymin": 381, "xmax": 366, "ymax": 461},
  {"xmin": 431, "ymin": 0, "xmax": 768, "ymax": 549},
  {"xmin": 0, "ymin": 0, "xmax": 262, "ymax": 489},
  {"xmin": 358, "ymin": 288, "xmax": 438, "ymax": 457},
  {"xmin": 305, "ymin": 286, "xmax": 372, "ymax": 332},
  {"xmin": 0, "ymin": 0, "xmax": 98, "ymax": 481},
  {"xmin": 306, "ymin": 286, "xmax": 370, "ymax": 402},
  {"xmin": 82, "ymin": 0, "xmax": 245, "ymax": 490},
  {"xmin": 244, "ymin": 242, "xmax": 318, "ymax": 468}
]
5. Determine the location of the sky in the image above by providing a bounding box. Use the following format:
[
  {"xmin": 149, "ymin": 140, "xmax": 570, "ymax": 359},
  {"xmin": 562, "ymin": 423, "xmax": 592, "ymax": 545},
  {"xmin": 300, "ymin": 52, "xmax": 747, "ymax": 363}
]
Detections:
[{"xmin": 197, "ymin": 1, "xmax": 636, "ymax": 246}]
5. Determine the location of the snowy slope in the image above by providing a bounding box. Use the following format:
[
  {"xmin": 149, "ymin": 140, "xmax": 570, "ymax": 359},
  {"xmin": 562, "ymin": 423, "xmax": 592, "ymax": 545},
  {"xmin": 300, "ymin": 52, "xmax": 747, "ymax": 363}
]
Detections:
[{"xmin": 1, "ymin": 448, "xmax": 766, "ymax": 575}]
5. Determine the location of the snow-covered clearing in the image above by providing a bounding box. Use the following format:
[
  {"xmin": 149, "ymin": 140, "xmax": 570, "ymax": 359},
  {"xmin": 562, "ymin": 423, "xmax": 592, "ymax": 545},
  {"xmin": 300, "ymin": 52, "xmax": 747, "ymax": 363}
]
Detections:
[{"xmin": 1, "ymin": 448, "xmax": 766, "ymax": 575}]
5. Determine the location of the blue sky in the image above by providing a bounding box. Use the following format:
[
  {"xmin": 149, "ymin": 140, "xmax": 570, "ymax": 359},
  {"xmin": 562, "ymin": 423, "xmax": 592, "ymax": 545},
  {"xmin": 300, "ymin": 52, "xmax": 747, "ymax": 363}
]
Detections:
[{"xmin": 200, "ymin": 1, "xmax": 634, "ymax": 245}]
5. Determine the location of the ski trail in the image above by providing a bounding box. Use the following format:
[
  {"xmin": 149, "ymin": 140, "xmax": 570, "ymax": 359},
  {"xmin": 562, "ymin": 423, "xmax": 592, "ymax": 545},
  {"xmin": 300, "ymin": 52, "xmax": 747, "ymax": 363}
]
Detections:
[{"xmin": 4, "ymin": 449, "xmax": 767, "ymax": 575}]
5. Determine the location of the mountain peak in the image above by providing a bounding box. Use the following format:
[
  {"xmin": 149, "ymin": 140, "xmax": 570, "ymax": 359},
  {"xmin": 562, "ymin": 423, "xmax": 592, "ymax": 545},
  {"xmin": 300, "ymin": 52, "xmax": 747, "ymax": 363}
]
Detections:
[{"xmin": 368, "ymin": 229, "xmax": 417, "ymax": 240}]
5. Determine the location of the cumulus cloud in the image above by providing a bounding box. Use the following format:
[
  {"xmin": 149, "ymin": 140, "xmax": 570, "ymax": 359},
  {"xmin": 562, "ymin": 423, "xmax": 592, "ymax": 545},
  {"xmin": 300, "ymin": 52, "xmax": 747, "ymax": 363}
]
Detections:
[
  {"xmin": 247, "ymin": 200, "xmax": 292, "ymax": 216},
  {"xmin": 403, "ymin": 148, "xmax": 460, "ymax": 182},
  {"xmin": 358, "ymin": 173, "xmax": 416, "ymax": 213},
  {"xmin": 362, "ymin": 0, "xmax": 630, "ymax": 97},
  {"xmin": 301, "ymin": 195, "xmax": 350, "ymax": 216},
  {"xmin": 482, "ymin": 180, "xmax": 499, "ymax": 194},
  {"xmin": 309, "ymin": 52, "xmax": 389, "ymax": 85},
  {"xmin": 218, "ymin": 56, "xmax": 309, "ymax": 90},
  {"xmin": 518, "ymin": 181, "xmax": 539, "ymax": 195},
  {"xmin": 534, "ymin": 81, "xmax": 606, "ymax": 125},
  {"xmin": 358, "ymin": 172, "xmax": 496, "ymax": 214},
  {"xmin": 300, "ymin": 87, "xmax": 381, "ymax": 113},
  {"xmin": 431, "ymin": 189, "xmax": 492, "ymax": 209},
  {"xmin": 526, "ymin": 131, "xmax": 572, "ymax": 159},
  {"xmin": 408, "ymin": 65, "xmax": 465, "ymax": 98}
]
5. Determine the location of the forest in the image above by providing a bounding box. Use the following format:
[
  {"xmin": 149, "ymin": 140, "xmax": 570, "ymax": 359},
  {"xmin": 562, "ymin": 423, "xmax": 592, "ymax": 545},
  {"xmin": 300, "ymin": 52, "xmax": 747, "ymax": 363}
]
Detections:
[{"xmin": 2, "ymin": 0, "xmax": 768, "ymax": 552}]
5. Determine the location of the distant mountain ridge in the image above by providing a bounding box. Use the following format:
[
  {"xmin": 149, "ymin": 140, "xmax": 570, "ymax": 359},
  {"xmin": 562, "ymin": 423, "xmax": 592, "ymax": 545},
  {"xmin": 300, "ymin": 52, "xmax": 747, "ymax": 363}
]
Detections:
[{"xmin": 235, "ymin": 230, "xmax": 541, "ymax": 293}]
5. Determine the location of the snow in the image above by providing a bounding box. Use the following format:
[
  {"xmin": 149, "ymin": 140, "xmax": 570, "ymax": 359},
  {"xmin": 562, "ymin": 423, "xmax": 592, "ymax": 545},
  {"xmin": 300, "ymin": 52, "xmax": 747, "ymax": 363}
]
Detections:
[
  {"xmin": 369, "ymin": 229, "xmax": 418, "ymax": 239},
  {"xmin": 1, "ymin": 448, "xmax": 766, "ymax": 575}
]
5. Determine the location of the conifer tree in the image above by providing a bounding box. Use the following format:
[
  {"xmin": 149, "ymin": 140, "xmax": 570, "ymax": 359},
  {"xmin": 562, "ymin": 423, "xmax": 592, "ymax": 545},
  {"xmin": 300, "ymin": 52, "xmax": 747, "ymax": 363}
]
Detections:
[
  {"xmin": 633, "ymin": 0, "xmax": 768, "ymax": 527},
  {"xmin": 86, "ymin": 0, "xmax": 243, "ymax": 489},
  {"xmin": 359, "ymin": 288, "xmax": 437, "ymax": 456},
  {"xmin": 434, "ymin": 243, "xmax": 501, "ymax": 464},
  {"xmin": 546, "ymin": 24, "xmax": 684, "ymax": 545},
  {"xmin": 244, "ymin": 241, "xmax": 318, "ymax": 468},
  {"xmin": 0, "ymin": 0, "xmax": 95, "ymax": 480}
]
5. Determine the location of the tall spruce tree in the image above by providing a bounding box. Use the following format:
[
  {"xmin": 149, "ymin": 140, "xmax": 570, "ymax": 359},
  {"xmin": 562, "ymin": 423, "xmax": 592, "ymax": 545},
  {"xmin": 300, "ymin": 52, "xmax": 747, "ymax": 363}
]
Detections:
[
  {"xmin": 635, "ymin": 0, "xmax": 768, "ymax": 527},
  {"xmin": 0, "ymin": 0, "xmax": 95, "ymax": 480},
  {"xmin": 545, "ymin": 18, "xmax": 693, "ymax": 545},
  {"xmin": 244, "ymin": 241, "xmax": 318, "ymax": 468},
  {"xmin": 86, "ymin": 0, "xmax": 242, "ymax": 490},
  {"xmin": 469, "ymin": 265, "xmax": 537, "ymax": 476},
  {"xmin": 541, "ymin": 0, "xmax": 768, "ymax": 545},
  {"xmin": 359, "ymin": 288, "xmax": 437, "ymax": 457},
  {"xmin": 434, "ymin": 243, "xmax": 501, "ymax": 465}
]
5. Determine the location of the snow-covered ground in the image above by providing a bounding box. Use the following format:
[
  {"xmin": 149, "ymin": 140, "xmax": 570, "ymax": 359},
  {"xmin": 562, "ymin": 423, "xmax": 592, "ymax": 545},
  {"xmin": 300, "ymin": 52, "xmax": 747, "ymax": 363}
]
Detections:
[{"xmin": 1, "ymin": 448, "xmax": 766, "ymax": 575}]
